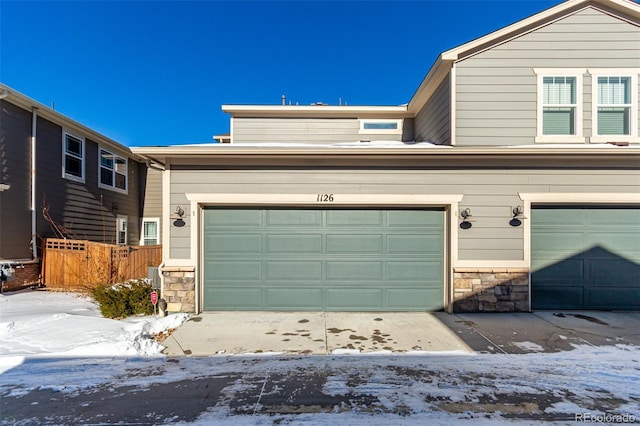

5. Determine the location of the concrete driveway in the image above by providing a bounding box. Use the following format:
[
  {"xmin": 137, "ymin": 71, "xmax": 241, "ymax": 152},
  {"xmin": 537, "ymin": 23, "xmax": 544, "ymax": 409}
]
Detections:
[{"xmin": 162, "ymin": 310, "xmax": 640, "ymax": 356}]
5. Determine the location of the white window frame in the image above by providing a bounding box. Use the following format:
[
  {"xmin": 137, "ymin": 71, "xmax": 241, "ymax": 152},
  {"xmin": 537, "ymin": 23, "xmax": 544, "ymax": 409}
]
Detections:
[
  {"xmin": 116, "ymin": 215, "xmax": 128, "ymax": 246},
  {"xmin": 534, "ymin": 69, "xmax": 585, "ymax": 143},
  {"xmin": 140, "ymin": 218, "xmax": 160, "ymax": 246},
  {"xmin": 589, "ymin": 69, "xmax": 639, "ymax": 143},
  {"xmin": 98, "ymin": 147, "xmax": 128, "ymax": 194},
  {"xmin": 62, "ymin": 131, "xmax": 85, "ymax": 182},
  {"xmin": 358, "ymin": 119, "xmax": 403, "ymax": 135}
]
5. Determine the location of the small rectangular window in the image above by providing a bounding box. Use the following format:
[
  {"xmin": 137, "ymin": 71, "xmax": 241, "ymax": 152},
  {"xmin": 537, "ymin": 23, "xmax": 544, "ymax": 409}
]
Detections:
[
  {"xmin": 359, "ymin": 119, "xmax": 403, "ymax": 135},
  {"xmin": 141, "ymin": 218, "xmax": 159, "ymax": 245},
  {"xmin": 99, "ymin": 148, "xmax": 128, "ymax": 192},
  {"xmin": 63, "ymin": 133, "xmax": 85, "ymax": 181}
]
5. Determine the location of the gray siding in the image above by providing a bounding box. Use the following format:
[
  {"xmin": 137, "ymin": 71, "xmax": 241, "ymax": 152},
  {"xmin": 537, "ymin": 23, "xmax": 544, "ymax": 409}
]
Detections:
[
  {"xmin": 168, "ymin": 167, "xmax": 640, "ymax": 262},
  {"xmin": 140, "ymin": 167, "xmax": 163, "ymax": 244},
  {"xmin": 455, "ymin": 7, "xmax": 640, "ymax": 146},
  {"xmin": 34, "ymin": 117, "xmax": 141, "ymax": 245},
  {"xmin": 415, "ymin": 74, "xmax": 451, "ymax": 145},
  {"xmin": 0, "ymin": 100, "xmax": 32, "ymax": 259},
  {"xmin": 232, "ymin": 118, "xmax": 405, "ymax": 144}
]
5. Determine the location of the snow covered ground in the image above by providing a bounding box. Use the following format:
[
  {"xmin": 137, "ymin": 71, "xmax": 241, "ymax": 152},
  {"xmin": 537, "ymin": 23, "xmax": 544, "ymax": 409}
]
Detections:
[{"xmin": 1, "ymin": 290, "xmax": 639, "ymax": 425}]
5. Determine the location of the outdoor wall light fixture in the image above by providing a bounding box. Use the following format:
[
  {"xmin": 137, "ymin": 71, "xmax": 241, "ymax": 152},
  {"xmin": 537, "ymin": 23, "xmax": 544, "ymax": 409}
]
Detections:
[
  {"xmin": 171, "ymin": 206, "xmax": 186, "ymax": 227},
  {"xmin": 459, "ymin": 208, "xmax": 473, "ymax": 230},
  {"xmin": 509, "ymin": 205, "xmax": 526, "ymax": 227}
]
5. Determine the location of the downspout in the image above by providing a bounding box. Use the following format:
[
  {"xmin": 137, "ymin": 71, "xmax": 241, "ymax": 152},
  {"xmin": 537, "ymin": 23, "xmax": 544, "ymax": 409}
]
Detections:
[{"xmin": 30, "ymin": 107, "xmax": 38, "ymax": 261}]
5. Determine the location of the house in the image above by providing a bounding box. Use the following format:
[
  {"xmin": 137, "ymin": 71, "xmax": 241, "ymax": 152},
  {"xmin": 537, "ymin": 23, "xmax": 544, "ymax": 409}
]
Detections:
[
  {"xmin": 132, "ymin": 0, "xmax": 640, "ymax": 314},
  {"xmin": 0, "ymin": 84, "xmax": 162, "ymax": 288}
]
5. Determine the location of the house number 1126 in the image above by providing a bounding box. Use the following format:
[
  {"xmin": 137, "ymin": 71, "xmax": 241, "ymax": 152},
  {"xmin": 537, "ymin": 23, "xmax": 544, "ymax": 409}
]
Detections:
[{"xmin": 316, "ymin": 194, "xmax": 334, "ymax": 202}]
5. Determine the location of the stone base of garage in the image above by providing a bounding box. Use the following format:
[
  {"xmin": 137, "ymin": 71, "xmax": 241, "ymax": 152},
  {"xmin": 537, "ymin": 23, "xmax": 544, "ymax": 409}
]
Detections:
[
  {"xmin": 453, "ymin": 268, "xmax": 529, "ymax": 313},
  {"xmin": 161, "ymin": 267, "xmax": 196, "ymax": 313}
]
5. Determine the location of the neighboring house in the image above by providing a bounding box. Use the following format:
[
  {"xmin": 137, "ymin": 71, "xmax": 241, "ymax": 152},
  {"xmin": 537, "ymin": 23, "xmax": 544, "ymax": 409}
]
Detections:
[
  {"xmin": 133, "ymin": 0, "xmax": 638, "ymax": 314},
  {"xmin": 0, "ymin": 84, "xmax": 161, "ymax": 288}
]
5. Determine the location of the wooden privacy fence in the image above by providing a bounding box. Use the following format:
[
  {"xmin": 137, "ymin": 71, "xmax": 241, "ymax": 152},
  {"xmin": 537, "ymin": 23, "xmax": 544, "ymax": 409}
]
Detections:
[{"xmin": 42, "ymin": 238, "xmax": 162, "ymax": 290}]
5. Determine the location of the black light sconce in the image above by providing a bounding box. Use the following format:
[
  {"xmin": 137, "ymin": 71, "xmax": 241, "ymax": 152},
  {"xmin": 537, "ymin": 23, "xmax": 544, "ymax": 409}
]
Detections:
[
  {"xmin": 459, "ymin": 208, "xmax": 474, "ymax": 230},
  {"xmin": 509, "ymin": 205, "xmax": 526, "ymax": 227},
  {"xmin": 171, "ymin": 205, "xmax": 186, "ymax": 227}
]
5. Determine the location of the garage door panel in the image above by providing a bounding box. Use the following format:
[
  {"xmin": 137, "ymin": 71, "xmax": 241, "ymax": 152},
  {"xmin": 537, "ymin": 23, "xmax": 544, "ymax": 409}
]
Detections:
[
  {"xmin": 588, "ymin": 259, "xmax": 640, "ymax": 283},
  {"xmin": 387, "ymin": 261, "xmax": 443, "ymax": 281},
  {"xmin": 531, "ymin": 231, "xmax": 584, "ymax": 252},
  {"xmin": 388, "ymin": 210, "xmax": 444, "ymax": 227},
  {"xmin": 586, "ymin": 232, "xmax": 640, "ymax": 253},
  {"xmin": 265, "ymin": 288, "xmax": 322, "ymax": 309},
  {"xmin": 267, "ymin": 210, "xmax": 322, "ymax": 226},
  {"xmin": 206, "ymin": 209, "xmax": 262, "ymax": 226},
  {"xmin": 326, "ymin": 261, "xmax": 383, "ymax": 281},
  {"xmin": 586, "ymin": 288, "xmax": 640, "ymax": 310},
  {"xmin": 265, "ymin": 261, "xmax": 322, "ymax": 281},
  {"xmin": 587, "ymin": 209, "xmax": 640, "ymax": 226},
  {"xmin": 532, "ymin": 209, "xmax": 586, "ymax": 226},
  {"xmin": 207, "ymin": 261, "xmax": 262, "ymax": 280},
  {"xmin": 531, "ymin": 258, "xmax": 584, "ymax": 281},
  {"xmin": 205, "ymin": 288, "xmax": 263, "ymax": 309},
  {"xmin": 208, "ymin": 234, "xmax": 262, "ymax": 254},
  {"xmin": 326, "ymin": 234, "xmax": 383, "ymax": 254},
  {"xmin": 387, "ymin": 288, "xmax": 443, "ymax": 310},
  {"xmin": 265, "ymin": 234, "xmax": 323, "ymax": 254},
  {"xmin": 534, "ymin": 286, "xmax": 584, "ymax": 309},
  {"xmin": 326, "ymin": 288, "xmax": 383, "ymax": 310},
  {"xmin": 327, "ymin": 210, "xmax": 382, "ymax": 227},
  {"xmin": 387, "ymin": 234, "xmax": 442, "ymax": 254}
]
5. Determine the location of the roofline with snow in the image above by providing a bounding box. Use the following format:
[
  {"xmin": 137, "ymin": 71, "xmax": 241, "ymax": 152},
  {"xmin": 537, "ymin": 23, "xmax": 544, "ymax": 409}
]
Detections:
[{"xmin": 222, "ymin": 104, "xmax": 410, "ymax": 118}]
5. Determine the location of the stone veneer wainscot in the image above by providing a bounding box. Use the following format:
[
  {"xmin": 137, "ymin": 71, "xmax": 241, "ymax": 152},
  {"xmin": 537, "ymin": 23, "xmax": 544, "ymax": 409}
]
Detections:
[
  {"xmin": 453, "ymin": 268, "xmax": 530, "ymax": 313},
  {"xmin": 161, "ymin": 266, "xmax": 196, "ymax": 313}
]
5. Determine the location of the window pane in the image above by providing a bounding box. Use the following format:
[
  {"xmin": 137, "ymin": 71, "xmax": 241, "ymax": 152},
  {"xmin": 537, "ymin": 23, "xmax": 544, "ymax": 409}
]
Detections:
[
  {"xmin": 598, "ymin": 107, "xmax": 630, "ymax": 135},
  {"xmin": 144, "ymin": 221, "xmax": 158, "ymax": 238},
  {"xmin": 115, "ymin": 172, "xmax": 126, "ymax": 190},
  {"xmin": 543, "ymin": 107, "xmax": 575, "ymax": 135},
  {"xmin": 363, "ymin": 122, "xmax": 398, "ymax": 130},
  {"xmin": 144, "ymin": 238, "xmax": 158, "ymax": 245},
  {"xmin": 598, "ymin": 76, "xmax": 630, "ymax": 105},
  {"xmin": 115, "ymin": 157, "xmax": 127, "ymax": 174},
  {"xmin": 100, "ymin": 150, "xmax": 114, "ymax": 169},
  {"xmin": 100, "ymin": 167, "xmax": 113, "ymax": 186},
  {"xmin": 66, "ymin": 135, "xmax": 82, "ymax": 157},
  {"xmin": 65, "ymin": 156, "xmax": 82, "ymax": 177},
  {"xmin": 543, "ymin": 76, "xmax": 575, "ymax": 105}
]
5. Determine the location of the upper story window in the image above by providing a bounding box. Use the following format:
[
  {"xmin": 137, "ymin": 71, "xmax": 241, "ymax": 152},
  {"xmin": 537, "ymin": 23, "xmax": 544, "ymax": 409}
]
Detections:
[
  {"xmin": 591, "ymin": 71, "xmax": 637, "ymax": 142},
  {"xmin": 99, "ymin": 148, "xmax": 127, "ymax": 193},
  {"xmin": 534, "ymin": 69, "xmax": 584, "ymax": 143},
  {"xmin": 63, "ymin": 132, "xmax": 85, "ymax": 182},
  {"xmin": 359, "ymin": 119, "xmax": 403, "ymax": 135}
]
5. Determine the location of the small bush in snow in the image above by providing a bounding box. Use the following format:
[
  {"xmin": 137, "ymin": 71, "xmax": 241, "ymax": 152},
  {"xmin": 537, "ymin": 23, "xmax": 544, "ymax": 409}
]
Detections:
[{"xmin": 91, "ymin": 279, "xmax": 157, "ymax": 319}]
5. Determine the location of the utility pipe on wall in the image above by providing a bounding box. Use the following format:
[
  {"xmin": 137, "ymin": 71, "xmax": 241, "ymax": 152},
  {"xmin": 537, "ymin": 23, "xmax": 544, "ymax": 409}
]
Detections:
[{"xmin": 31, "ymin": 107, "xmax": 38, "ymax": 261}]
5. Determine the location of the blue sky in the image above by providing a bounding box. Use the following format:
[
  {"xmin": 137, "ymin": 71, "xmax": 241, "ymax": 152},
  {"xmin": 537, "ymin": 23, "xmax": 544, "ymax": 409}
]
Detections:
[{"xmin": 1, "ymin": 1, "xmax": 560, "ymax": 147}]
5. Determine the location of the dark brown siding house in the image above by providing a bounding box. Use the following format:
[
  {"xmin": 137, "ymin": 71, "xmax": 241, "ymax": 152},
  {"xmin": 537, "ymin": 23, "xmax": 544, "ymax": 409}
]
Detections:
[{"xmin": 0, "ymin": 84, "xmax": 158, "ymax": 288}]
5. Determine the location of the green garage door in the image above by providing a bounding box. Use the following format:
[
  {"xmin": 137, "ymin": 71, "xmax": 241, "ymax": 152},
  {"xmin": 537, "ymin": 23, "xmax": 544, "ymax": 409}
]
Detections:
[
  {"xmin": 532, "ymin": 206, "xmax": 640, "ymax": 310},
  {"xmin": 203, "ymin": 208, "xmax": 444, "ymax": 311}
]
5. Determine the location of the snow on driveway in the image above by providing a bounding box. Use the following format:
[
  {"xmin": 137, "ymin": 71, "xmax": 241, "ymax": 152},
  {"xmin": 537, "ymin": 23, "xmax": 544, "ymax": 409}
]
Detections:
[{"xmin": 1, "ymin": 290, "xmax": 639, "ymax": 425}]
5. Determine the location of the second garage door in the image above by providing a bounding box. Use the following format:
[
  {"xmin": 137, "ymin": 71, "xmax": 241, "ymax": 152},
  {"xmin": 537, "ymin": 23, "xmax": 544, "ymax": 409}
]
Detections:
[
  {"xmin": 531, "ymin": 206, "xmax": 640, "ymax": 310},
  {"xmin": 203, "ymin": 208, "xmax": 444, "ymax": 311}
]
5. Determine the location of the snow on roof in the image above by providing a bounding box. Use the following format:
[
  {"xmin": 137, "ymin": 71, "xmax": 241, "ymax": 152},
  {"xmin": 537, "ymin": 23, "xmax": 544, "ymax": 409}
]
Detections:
[{"xmin": 171, "ymin": 140, "xmax": 451, "ymax": 149}]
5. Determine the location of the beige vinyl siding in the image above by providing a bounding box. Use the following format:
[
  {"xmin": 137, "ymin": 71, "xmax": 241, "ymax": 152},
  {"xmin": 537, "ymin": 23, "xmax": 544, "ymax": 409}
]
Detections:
[
  {"xmin": 35, "ymin": 117, "xmax": 140, "ymax": 245},
  {"xmin": 141, "ymin": 167, "xmax": 162, "ymax": 243},
  {"xmin": 414, "ymin": 74, "xmax": 451, "ymax": 145},
  {"xmin": 455, "ymin": 7, "xmax": 640, "ymax": 146},
  {"xmin": 232, "ymin": 118, "xmax": 404, "ymax": 144},
  {"xmin": 0, "ymin": 100, "xmax": 33, "ymax": 259},
  {"xmin": 168, "ymin": 167, "xmax": 639, "ymax": 262}
]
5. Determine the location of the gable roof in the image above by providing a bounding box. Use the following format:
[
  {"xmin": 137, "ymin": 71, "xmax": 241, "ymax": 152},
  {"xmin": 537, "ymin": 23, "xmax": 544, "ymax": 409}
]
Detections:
[{"xmin": 407, "ymin": 0, "xmax": 640, "ymax": 114}]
